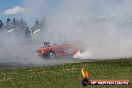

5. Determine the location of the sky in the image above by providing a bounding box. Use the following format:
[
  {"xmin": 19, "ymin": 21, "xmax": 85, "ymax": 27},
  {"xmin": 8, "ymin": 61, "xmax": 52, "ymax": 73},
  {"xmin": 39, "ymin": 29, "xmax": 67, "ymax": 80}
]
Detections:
[
  {"xmin": 0, "ymin": 0, "xmax": 59, "ymax": 23},
  {"xmin": 0, "ymin": 0, "xmax": 132, "ymax": 23},
  {"xmin": 0, "ymin": 0, "xmax": 24, "ymax": 22}
]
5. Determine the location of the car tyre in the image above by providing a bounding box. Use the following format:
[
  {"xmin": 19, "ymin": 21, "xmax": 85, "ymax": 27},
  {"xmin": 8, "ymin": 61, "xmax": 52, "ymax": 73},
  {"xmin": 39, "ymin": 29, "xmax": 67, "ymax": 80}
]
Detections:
[{"xmin": 47, "ymin": 51, "xmax": 56, "ymax": 59}]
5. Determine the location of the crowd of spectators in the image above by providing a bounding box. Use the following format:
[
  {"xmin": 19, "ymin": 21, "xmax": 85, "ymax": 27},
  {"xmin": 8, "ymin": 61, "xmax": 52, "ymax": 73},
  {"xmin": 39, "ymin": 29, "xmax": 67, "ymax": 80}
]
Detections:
[{"xmin": 0, "ymin": 17, "xmax": 45, "ymax": 39}]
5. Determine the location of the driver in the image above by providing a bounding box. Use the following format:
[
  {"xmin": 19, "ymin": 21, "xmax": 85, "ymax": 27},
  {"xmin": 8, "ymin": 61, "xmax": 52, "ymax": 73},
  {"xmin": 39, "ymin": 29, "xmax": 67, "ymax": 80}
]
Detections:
[{"xmin": 44, "ymin": 42, "xmax": 50, "ymax": 47}]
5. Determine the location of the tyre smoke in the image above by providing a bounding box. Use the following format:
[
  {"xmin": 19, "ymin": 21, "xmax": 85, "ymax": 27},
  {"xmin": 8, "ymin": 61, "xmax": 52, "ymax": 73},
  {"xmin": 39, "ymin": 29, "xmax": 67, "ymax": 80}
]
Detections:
[
  {"xmin": 1, "ymin": 0, "xmax": 132, "ymax": 66},
  {"xmin": 23, "ymin": 0, "xmax": 132, "ymax": 59}
]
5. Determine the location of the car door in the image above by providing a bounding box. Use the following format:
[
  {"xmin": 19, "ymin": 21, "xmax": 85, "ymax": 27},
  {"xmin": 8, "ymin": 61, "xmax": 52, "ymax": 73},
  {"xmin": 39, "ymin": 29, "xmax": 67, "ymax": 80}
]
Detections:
[{"xmin": 55, "ymin": 46, "xmax": 66, "ymax": 56}]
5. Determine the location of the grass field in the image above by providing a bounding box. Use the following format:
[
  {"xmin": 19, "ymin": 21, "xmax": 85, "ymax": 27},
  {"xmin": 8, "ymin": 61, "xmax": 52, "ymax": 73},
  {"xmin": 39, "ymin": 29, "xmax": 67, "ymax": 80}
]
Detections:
[{"xmin": 0, "ymin": 58, "xmax": 131, "ymax": 88}]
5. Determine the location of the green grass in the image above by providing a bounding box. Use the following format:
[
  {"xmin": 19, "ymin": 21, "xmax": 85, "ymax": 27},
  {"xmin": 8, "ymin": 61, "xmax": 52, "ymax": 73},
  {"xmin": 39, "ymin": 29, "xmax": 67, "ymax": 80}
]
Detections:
[{"xmin": 0, "ymin": 59, "xmax": 132, "ymax": 88}]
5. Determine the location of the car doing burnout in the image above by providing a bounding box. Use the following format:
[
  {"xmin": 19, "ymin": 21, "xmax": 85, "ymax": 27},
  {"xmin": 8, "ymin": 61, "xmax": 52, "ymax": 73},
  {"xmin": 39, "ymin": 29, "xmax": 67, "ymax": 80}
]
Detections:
[{"xmin": 36, "ymin": 42, "xmax": 79, "ymax": 58}]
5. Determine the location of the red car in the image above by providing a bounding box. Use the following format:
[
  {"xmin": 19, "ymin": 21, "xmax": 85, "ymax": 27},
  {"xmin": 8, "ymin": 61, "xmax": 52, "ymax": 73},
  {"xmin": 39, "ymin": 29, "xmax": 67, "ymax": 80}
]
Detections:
[{"xmin": 36, "ymin": 42, "xmax": 78, "ymax": 58}]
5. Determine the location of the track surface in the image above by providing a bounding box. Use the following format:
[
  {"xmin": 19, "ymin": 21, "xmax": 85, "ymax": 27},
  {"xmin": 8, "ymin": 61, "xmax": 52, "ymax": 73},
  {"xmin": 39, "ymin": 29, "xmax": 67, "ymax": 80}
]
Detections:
[
  {"xmin": 0, "ymin": 43, "xmax": 88, "ymax": 68},
  {"xmin": 0, "ymin": 43, "xmax": 114, "ymax": 68}
]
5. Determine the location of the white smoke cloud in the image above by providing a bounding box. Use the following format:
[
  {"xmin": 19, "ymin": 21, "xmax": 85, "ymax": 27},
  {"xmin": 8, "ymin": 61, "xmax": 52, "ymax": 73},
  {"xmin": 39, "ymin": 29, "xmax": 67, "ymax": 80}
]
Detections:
[
  {"xmin": 1, "ymin": 6, "xmax": 26, "ymax": 15},
  {"xmin": 1, "ymin": 0, "xmax": 132, "ymax": 66},
  {"xmin": 23, "ymin": 0, "xmax": 132, "ymax": 59}
]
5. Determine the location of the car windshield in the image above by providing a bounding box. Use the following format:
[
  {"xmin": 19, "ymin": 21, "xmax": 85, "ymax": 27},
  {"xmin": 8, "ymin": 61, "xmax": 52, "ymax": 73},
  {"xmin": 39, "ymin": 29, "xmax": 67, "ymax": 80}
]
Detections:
[
  {"xmin": 52, "ymin": 42, "xmax": 62, "ymax": 46},
  {"xmin": 52, "ymin": 41, "xmax": 67, "ymax": 46}
]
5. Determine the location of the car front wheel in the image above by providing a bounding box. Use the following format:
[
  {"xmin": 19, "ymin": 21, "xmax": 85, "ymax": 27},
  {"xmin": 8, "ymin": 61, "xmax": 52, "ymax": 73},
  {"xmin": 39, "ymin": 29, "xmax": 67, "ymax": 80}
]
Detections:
[{"xmin": 47, "ymin": 51, "xmax": 56, "ymax": 59}]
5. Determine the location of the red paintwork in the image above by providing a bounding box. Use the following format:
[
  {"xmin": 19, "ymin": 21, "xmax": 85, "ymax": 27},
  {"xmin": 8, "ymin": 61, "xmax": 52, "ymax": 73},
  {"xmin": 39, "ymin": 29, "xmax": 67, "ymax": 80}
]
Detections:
[{"xmin": 36, "ymin": 44, "xmax": 78, "ymax": 57}]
